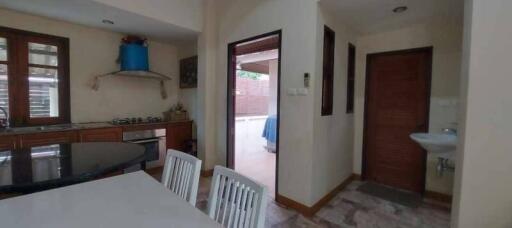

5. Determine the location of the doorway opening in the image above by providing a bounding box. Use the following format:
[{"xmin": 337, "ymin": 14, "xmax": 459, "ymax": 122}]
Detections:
[{"xmin": 227, "ymin": 31, "xmax": 281, "ymax": 199}]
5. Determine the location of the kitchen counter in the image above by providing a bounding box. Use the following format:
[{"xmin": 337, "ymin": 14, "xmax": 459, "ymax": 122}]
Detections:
[
  {"xmin": 0, "ymin": 124, "xmax": 80, "ymax": 136},
  {"xmin": 0, "ymin": 123, "xmax": 111, "ymax": 136},
  {"xmin": 0, "ymin": 120, "xmax": 191, "ymax": 136},
  {"xmin": 0, "ymin": 120, "xmax": 193, "ymax": 162}
]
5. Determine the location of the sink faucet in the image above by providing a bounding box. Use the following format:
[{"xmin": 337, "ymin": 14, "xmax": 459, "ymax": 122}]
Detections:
[
  {"xmin": 442, "ymin": 128, "xmax": 457, "ymax": 135},
  {"xmin": 0, "ymin": 107, "xmax": 9, "ymax": 128}
]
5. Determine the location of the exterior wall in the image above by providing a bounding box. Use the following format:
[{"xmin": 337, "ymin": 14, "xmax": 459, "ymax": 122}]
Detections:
[
  {"xmin": 0, "ymin": 8, "xmax": 179, "ymax": 123},
  {"xmin": 451, "ymin": 0, "xmax": 512, "ymax": 227},
  {"xmin": 235, "ymin": 77, "xmax": 269, "ymax": 117},
  {"xmin": 353, "ymin": 20, "xmax": 463, "ymax": 195}
]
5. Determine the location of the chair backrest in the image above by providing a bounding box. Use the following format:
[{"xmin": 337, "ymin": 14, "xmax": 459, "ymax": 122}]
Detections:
[
  {"xmin": 207, "ymin": 166, "xmax": 267, "ymax": 228},
  {"xmin": 161, "ymin": 149, "xmax": 202, "ymax": 206}
]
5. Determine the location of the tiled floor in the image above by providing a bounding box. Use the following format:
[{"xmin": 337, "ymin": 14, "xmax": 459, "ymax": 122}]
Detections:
[
  {"xmin": 149, "ymin": 170, "xmax": 451, "ymax": 228},
  {"xmin": 235, "ymin": 117, "xmax": 276, "ymax": 198}
]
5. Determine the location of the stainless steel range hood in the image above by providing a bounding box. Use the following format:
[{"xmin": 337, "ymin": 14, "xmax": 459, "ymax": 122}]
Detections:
[
  {"xmin": 92, "ymin": 38, "xmax": 173, "ymax": 99},
  {"xmin": 92, "ymin": 70, "xmax": 172, "ymax": 99}
]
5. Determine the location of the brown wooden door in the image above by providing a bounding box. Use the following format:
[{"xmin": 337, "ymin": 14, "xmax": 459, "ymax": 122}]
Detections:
[{"xmin": 363, "ymin": 47, "xmax": 432, "ymax": 193}]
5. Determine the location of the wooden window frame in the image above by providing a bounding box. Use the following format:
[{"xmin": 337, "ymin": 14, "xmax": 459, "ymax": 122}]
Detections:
[
  {"xmin": 0, "ymin": 31, "xmax": 15, "ymax": 126},
  {"xmin": 0, "ymin": 26, "xmax": 70, "ymax": 127},
  {"xmin": 346, "ymin": 43, "xmax": 356, "ymax": 114},
  {"xmin": 321, "ymin": 26, "xmax": 335, "ymax": 116}
]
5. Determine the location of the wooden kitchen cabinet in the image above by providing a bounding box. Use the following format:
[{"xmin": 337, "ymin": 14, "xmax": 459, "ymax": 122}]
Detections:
[
  {"xmin": 166, "ymin": 121, "xmax": 193, "ymax": 151},
  {"xmin": 79, "ymin": 127, "xmax": 122, "ymax": 142},
  {"xmin": 0, "ymin": 136, "xmax": 17, "ymax": 151},
  {"xmin": 19, "ymin": 131, "xmax": 78, "ymax": 149}
]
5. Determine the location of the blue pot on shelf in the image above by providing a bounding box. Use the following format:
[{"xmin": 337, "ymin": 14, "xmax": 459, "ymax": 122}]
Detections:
[{"xmin": 120, "ymin": 44, "xmax": 149, "ymax": 71}]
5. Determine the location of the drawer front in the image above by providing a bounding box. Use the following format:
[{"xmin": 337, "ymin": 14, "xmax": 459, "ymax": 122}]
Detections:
[
  {"xmin": 0, "ymin": 136, "xmax": 17, "ymax": 151},
  {"xmin": 79, "ymin": 128, "xmax": 122, "ymax": 142},
  {"xmin": 19, "ymin": 131, "xmax": 77, "ymax": 148}
]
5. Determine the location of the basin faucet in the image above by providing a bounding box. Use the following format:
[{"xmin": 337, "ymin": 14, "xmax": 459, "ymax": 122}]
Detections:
[
  {"xmin": 442, "ymin": 128, "xmax": 457, "ymax": 135},
  {"xmin": 0, "ymin": 107, "xmax": 9, "ymax": 128}
]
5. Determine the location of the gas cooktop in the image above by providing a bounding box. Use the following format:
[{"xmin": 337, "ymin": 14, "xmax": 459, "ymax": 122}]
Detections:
[{"xmin": 112, "ymin": 117, "xmax": 163, "ymax": 125}]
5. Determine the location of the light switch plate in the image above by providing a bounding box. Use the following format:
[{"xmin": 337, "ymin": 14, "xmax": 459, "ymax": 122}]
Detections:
[
  {"xmin": 297, "ymin": 88, "xmax": 309, "ymax": 96},
  {"xmin": 287, "ymin": 88, "xmax": 297, "ymax": 96}
]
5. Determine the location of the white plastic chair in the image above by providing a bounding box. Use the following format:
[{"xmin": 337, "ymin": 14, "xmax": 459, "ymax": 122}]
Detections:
[
  {"xmin": 207, "ymin": 166, "xmax": 267, "ymax": 228},
  {"xmin": 161, "ymin": 149, "xmax": 202, "ymax": 206}
]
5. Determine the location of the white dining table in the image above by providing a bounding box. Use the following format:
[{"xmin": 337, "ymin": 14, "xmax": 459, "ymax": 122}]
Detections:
[{"xmin": 0, "ymin": 171, "xmax": 222, "ymax": 228}]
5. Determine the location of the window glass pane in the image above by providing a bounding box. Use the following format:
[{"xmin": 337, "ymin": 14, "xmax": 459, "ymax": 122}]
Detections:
[
  {"xmin": 29, "ymin": 42, "xmax": 58, "ymax": 66},
  {"xmin": 29, "ymin": 67, "xmax": 59, "ymax": 118},
  {"xmin": 0, "ymin": 64, "xmax": 8, "ymax": 116},
  {"xmin": 0, "ymin": 38, "xmax": 6, "ymax": 61}
]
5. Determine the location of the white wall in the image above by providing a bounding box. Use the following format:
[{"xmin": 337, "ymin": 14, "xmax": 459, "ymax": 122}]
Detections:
[
  {"xmin": 353, "ymin": 20, "xmax": 463, "ymax": 194},
  {"xmin": 0, "ymin": 8, "xmax": 180, "ymax": 123},
  {"xmin": 178, "ymin": 44, "xmax": 198, "ymax": 137},
  {"xmin": 195, "ymin": 0, "xmax": 218, "ymax": 171},
  {"xmin": 310, "ymin": 4, "xmax": 358, "ymax": 204},
  {"xmin": 204, "ymin": 0, "xmax": 360, "ymax": 206},
  {"xmin": 92, "ymin": 0, "xmax": 203, "ymax": 32},
  {"xmin": 451, "ymin": 0, "xmax": 512, "ymax": 227},
  {"xmin": 210, "ymin": 0, "xmax": 319, "ymax": 206}
]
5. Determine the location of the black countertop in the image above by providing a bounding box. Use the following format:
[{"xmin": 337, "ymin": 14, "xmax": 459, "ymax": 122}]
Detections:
[{"xmin": 0, "ymin": 142, "xmax": 145, "ymax": 193}]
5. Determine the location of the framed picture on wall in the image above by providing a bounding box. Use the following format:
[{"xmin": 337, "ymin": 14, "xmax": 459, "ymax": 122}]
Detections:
[{"xmin": 180, "ymin": 56, "xmax": 198, "ymax": 88}]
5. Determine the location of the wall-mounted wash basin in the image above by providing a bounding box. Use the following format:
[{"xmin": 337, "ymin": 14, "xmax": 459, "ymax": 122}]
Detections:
[{"xmin": 410, "ymin": 133, "xmax": 457, "ymax": 159}]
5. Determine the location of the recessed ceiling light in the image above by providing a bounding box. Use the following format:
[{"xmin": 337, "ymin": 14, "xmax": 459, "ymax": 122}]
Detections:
[
  {"xmin": 393, "ymin": 6, "xmax": 408, "ymax": 13},
  {"xmin": 102, "ymin": 19, "xmax": 114, "ymax": 25}
]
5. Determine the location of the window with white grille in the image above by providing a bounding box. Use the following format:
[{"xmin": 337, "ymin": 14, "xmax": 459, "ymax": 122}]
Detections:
[{"xmin": 28, "ymin": 43, "xmax": 60, "ymax": 118}]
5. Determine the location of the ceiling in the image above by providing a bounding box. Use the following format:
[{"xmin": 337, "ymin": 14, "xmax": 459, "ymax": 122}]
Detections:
[
  {"xmin": 237, "ymin": 49, "xmax": 278, "ymax": 75},
  {"xmin": 237, "ymin": 50, "xmax": 278, "ymax": 64},
  {"xmin": 0, "ymin": 0, "xmax": 464, "ymax": 42},
  {"xmin": 0, "ymin": 0, "xmax": 199, "ymax": 44},
  {"xmin": 320, "ymin": 0, "xmax": 464, "ymax": 35},
  {"xmin": 241, "ymin": 61, "xmax": 270, "ymax": 75}
]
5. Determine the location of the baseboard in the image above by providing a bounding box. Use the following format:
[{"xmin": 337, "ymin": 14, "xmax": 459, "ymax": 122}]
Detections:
[
  {"xmin": 275, "ymin": 174, "xmax": 356, "ymax": 217},
  {"xmin": 275, "ymin": 194, "xmax": 312, "ymax": 216},
  {"xmin": 424, "ymin": 190, "xmax": 452, "ymax": 204},
  {"xmin": 201, "ymin": 169, "xmax": 214, "ymax": 177}
]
